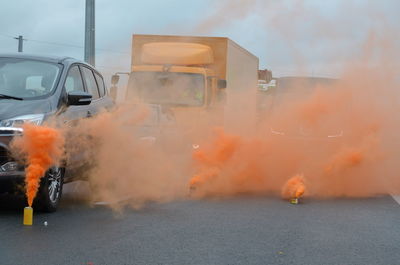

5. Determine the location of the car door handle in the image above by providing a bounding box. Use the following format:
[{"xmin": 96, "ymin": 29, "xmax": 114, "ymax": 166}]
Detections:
[{"xmin": 86, "ymin": 110, "xmax": 92, "ymax": 118}]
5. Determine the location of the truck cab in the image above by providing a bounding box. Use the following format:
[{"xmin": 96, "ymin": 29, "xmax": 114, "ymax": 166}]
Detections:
[{"xmin": 126, "ymin": 42, "xmax": 226, "ymax": 109}]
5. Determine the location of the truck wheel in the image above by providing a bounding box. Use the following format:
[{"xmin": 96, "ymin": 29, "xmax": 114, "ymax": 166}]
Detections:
[{"xmin": 34, "ymin": 166, "xmax": 65, "ymax": 212}]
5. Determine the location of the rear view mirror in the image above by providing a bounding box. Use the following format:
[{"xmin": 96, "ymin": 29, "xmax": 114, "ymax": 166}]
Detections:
[
  {"xmin": 218, "ymin": 79, "xmax": 227, "ymax": 89},
  {"xmin": 67, "ymin": 91, "xmax": 92, "ymax": 106},
  {"xmin": 111, "ymin": 74, "xmax": 120, "ymax": 85}
]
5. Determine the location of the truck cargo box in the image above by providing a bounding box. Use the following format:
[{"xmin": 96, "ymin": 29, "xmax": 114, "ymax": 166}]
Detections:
[{"xmin": 132, "ymin": 34, "xmax": 259, "ymax": 91}]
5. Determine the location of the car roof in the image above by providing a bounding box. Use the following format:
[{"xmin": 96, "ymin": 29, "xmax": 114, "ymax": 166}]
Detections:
[{"xmin": 0, "ymin": 53, "xmax": 87, "ymax": 65}]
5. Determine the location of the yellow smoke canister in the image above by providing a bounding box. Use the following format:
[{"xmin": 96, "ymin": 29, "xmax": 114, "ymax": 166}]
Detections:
[
  {"xmin": 290, "ymin": 198, "xmax": 298, "ymax": 204},
  {"xmin": 23, "ymin": 207, "xmax": 33, "ymax": 225}
]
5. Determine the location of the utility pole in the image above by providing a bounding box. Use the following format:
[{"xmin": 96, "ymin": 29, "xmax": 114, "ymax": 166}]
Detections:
[
  {"xmin": 14, "ymin": 35, "xmax": 24, "ymax": 52},
  {"xmin": 84, "ymin": 0, "xmax": 95, "ymax": 66}
]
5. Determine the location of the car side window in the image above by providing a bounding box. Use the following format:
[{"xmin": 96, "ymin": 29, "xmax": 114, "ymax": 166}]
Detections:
[
  {"xmin": 65, "ymin": 66, "xmax": 84, "ymax": 93},
  {"xmin": 94, "ymin": 72, "xmax": 106, "ymax": 97},
  {"xmin": 81, "ymin": 66, "xmax": 100, "ymax": 100}
]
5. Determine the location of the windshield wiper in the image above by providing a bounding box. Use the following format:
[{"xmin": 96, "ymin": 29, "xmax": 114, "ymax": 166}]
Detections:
[{"xmin": 0, "ymin": 94, "xmax": 23, "ymax": 100}]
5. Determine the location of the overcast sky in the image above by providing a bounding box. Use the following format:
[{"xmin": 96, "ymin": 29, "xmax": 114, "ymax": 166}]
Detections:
[{"xmin": 0, "ymin": 0, "xmax": 399, "ymax": 81}]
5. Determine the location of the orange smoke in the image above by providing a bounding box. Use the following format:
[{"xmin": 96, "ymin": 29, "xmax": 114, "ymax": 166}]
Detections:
[
  {"xmin": 52, "ymin": 6, "xmax": 400, "ymax": 209},
  {"xmin": 187, "ymin": 64, "xmax": 395, "ymax": 200},
  {"xmin": 12, "ymin": 124, "xmax": 64, "ymax": 206},
  {"xmin": 325, "ymin": 148, "xmax": 364, "ymax": 174},
  {"xmin": 189, "ymin": 128, "xmax": 272, "ymax": 197},
  {"xmin": 189, "ymin": 128, "xmax": 240, "ymax": 194},
  {"xmin": 189, "ymin": 167, "xmax": 219, "ymax": 190},
  {"xmin": 281, "ymin": 174, "xmax": 306, "ymax": 199}
]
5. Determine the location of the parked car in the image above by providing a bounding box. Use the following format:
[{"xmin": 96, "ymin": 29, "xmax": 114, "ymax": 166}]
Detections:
[
  {"xmin": 268, "ymin": 76, "xmax": 343, "ymax": 140},
  {"xmin": 0, "ymin": 53, "xmax": 114, "ymax": 212}
]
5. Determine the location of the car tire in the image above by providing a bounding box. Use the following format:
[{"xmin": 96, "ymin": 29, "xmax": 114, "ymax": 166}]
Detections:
[{"xmin": 34, "ymin": 166, "xmax": 65, "ymax": 212}]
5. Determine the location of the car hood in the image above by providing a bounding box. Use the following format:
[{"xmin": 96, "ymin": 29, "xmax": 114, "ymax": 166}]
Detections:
[
  {"xmin": 270, "ymin": 125, "xmax": 343, "ymax": 139},
  {"xmin": 0, "ymin": 99, "xmax": 52, "ymax": 120}
]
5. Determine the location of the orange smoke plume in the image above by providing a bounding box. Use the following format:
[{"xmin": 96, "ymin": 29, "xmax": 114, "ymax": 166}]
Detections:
[
  {"xmin": 281, "ymin": 174, "xmax": 306, "ymax": 199},
  {"xmin": 189, "ymin": 128, "xmax": 240, "ymax": 192},
  {"xmin": 12, "ymin": 124, "xmax": 64, "ymax": 206},
  {"xmin": 189, "ymin": 167, "xmax": 220, "ymax": 190},
  {"xmin": 189, "ymin": 128, "xmax": 272, "ymax": 196},
  {"xmin": 325, "ymin": 148, "xmax": 364, "ymax": 174}
]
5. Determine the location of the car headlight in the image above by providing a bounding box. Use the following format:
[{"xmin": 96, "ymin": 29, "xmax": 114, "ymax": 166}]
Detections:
[
  {"xmin": 270, "ymin": 128, "xmax": 285, "ymax": 135},
  {"xmin": 0, "ymin": 114, "xmax": 45, "ymax": 127},
  {"xmin": 192, "ymin": 144, "xmax": 200, "ymax": 149},
  {"xmin": 328, "ymin": 130, "xmax": 344, "ymax": 138}
]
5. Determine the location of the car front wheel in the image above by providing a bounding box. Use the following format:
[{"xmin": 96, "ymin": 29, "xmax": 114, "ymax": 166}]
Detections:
[{"xmin": 34, "ymin": 166, "xmax": 65, "ymax": 212}]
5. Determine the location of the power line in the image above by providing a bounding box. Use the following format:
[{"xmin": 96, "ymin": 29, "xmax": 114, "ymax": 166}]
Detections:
[
  {"xmin": 28, "ymin": 38, "xmax": 84, "ymax": 49},
  {"xmin": 97, "ymin": 65, "xmax": 127, "ymax": 70},
  {"xmin": 28, "ymin": 38, "xmax": 130, "ymax": 55},
  {"xmin": 0, "ymin": 33, "xmax": 15, "ymax": 39},
  {"xmin": 0, "ymin": 33, "xmax": 130, "ymax": 55}
]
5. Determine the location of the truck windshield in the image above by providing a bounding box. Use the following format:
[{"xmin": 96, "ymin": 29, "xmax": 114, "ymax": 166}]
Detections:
[
  {"xmin": 0, "ymin": 58, "xmax": 61, "ymax": 99},
  {"xmin": 129, "ymin": 72, "xmax": 205, "ymax": 106}
]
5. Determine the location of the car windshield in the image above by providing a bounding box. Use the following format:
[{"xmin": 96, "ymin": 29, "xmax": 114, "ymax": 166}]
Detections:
[
  {"xmin": 270, "ymin": 77, "xmax": 341, "ymax": 135},
  {"xmin": 128, "ymin": 72, "xmax": 205, "ymax": 106},
  {"xmin": 274, "ymin": 77, "xmax": 337, "ymax": 106},
  {"xmin": 0, "ymin": 58, "xmax": 61, "ymax": 99}
]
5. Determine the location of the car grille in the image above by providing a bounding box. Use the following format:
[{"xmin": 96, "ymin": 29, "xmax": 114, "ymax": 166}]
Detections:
[{"xmin": 0, "ymin": 146, "xmax": 11, "ymax": 165}]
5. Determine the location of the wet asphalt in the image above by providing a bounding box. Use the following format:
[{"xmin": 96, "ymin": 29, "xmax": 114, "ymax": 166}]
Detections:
[{"xmin": 1, "ymin": 183, "xmax": 400, "ymax": 265}]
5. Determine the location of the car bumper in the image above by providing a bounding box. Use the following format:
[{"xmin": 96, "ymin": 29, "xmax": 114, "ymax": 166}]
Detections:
[
  {"xmin": 0, "ymin": 170, "xmax": 25, "ymax": 180},
  {"xmin": 0, "ymin": 169, "xmax": 25, "ymax": 194},
  {"xmin": 269, "ymin": 133, "xmax": 345, "ymax": 152},
  {"xmin": 0, "ymin": 128, "xmax": 26, "ymax": 190}
]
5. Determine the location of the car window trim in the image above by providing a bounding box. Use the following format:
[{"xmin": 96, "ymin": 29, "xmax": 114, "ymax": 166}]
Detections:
[
  {"xmin": 79, "ymin": 65, "xmax": 101, "ymax": 101},
  {"xmin": 65, "ymin": 64, "xmax": 86, "ymax": 94},
  {"xmin": 93, "ymin": 72, "xmax": 106, "ymax": 98},
  {"xmin": 93, "ymin": 68, "xmax": 108, "ymax": 97}
]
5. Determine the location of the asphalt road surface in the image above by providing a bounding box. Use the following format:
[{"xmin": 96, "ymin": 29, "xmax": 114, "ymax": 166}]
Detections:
[{"xmin": 1, "ymin": 183, "xmax": 400, "ymax": 265}]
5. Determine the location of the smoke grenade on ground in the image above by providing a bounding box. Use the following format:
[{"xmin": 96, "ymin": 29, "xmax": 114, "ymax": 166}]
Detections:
[{"xmin": 281, "ymin": 174, "xmax": 306, "ymax": 200}]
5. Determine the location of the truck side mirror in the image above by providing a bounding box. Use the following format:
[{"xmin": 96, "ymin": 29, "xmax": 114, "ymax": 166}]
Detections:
[
  {"xmin": 218, "ymin": 79, "xmax": 227, "ymax": 89},
  {"xmin": 109, "ymin": 86, "xmax": 118, "ymax": 102},
  {"xmin": 111, "ymin": 74, "xmax": 120, "ymax": 85}
]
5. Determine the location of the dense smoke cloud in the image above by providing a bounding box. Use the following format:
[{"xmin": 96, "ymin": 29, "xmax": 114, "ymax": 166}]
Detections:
[
  {"xmin": 65, "ymin": 1, "xmax": 400, "ymax": 209},
  {"xmin": 10, "ymin": 1, "xmax": 400, "ymax": 211}
]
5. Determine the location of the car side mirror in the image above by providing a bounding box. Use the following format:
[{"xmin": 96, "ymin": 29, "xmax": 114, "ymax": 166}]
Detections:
[
  {"xmin": 111, "ymin": 74, "xmax": 120, "ymax": 85},
  {"xmin": 218, "ymin": 79, "xmax": 227, "ymax": 89},
  {"xmin": 67, "ymin": 91, "xmax": 92, "ymax": 106}
]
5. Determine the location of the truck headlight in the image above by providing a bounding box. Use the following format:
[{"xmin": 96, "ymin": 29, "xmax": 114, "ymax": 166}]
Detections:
[{"xmin": 0, "ymin": 114, "xmax": 45, "ymax": 127}]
